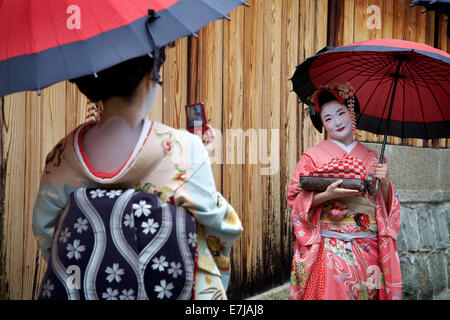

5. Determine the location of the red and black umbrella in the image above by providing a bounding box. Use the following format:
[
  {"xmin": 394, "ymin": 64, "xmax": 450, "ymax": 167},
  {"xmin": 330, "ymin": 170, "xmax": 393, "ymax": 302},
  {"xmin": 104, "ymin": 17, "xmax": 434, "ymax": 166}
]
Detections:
[
  {"xmin": 291, "ymin": 39, "xmax": 450, "ymax": 156},
  {"xmin": 0, "ymin": 0, "xmax": 248, "ymax": 97},
  {"xmin": 291, "ymin": 39, "xmax": 450, "ymax": 195}
]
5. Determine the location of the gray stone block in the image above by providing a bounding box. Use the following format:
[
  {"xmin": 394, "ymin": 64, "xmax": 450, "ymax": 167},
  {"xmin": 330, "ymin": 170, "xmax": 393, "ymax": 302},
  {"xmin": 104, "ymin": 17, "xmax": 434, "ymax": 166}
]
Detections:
[
  {"xmin": 438, "ymin": 150, "xmax": 450, "ymax": 191},
  {"xmin": 399, "ymin": 206, "xmax": 421, "ymax": 252},
  {"xmin": 432, "ymin": 206, "xmax": 449, "ymax": 249},
  {"xmin": 415, "ymin": 255, "xmax": 433, "ymax": 300},
  {"xmin": 397, "ymin": 224, "xmax": 407, "ymax": 253},
  {"xmin": 417, "ymin": 208, "xmax": 437, "ymax": 250},
  {"xmin": 428, "ymin": 252, "xmax": 446, "ymax": 295},
  {"xmin": 400, "ymin": 255, "xmax": 417, "ymax": 300}
]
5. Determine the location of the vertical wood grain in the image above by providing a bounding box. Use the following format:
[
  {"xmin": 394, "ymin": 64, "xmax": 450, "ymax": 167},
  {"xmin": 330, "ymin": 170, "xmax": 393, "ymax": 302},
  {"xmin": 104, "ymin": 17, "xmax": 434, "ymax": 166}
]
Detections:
[
  {"xmin": 222, "ymin": 4, "xmax": 245, "ymax": 297},
  {"xmin": 2, "ymin": 92, "xmax": 26, "ymax": 299},
  {"xmin": 242, "ymin": 0, "xmax": 264, "ymax": 297}
]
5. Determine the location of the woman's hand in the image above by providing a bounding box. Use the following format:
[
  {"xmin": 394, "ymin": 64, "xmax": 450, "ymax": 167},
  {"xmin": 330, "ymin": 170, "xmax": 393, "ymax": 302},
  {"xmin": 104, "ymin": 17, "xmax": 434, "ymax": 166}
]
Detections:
[
  {"xmin": 194, "ymin": 124, "xmax": 216, "ymax": 155},
  {"xmin": 311, "ymin": 180, "xmax": 361, "ymax": 207},
  {"xmin": 372, "ymin": 160, "xmax": 391, "ymax": 204},
  {"xmin": 324, "ymin": 180, "xmax": 361, "ymax": 199},
  {"xmin": 371, "ymin": 161, "xmax": 390, "ymax": 189}
]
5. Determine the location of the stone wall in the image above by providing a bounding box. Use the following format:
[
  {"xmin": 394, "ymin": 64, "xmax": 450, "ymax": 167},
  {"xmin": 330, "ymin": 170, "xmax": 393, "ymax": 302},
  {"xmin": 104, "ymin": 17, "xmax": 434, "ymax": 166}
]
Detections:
[{"xmin": 364, "ymin": 143, "xmax": 449, "ymax": 300}]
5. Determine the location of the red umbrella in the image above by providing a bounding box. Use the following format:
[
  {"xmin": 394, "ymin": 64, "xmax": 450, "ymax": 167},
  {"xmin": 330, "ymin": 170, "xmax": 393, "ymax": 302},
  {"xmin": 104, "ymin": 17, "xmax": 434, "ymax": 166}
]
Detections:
[
  {"xmin": 291, "ymin": 38, "xmax": 450, "ymax": 194},
  {"xmin": 0, "ymin": 0, "xmax": 248, "ymax": 96}
]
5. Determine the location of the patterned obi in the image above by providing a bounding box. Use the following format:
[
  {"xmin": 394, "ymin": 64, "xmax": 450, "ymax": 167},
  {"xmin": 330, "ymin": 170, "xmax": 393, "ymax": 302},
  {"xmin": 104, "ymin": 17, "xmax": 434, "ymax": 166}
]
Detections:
[
  {"xmin": 320, "ymin": 196, "xmax": 377, "ymax": 235},
  {"xmin": 37, "ymin": 188, "xmax": 197, "ymax": 300}
]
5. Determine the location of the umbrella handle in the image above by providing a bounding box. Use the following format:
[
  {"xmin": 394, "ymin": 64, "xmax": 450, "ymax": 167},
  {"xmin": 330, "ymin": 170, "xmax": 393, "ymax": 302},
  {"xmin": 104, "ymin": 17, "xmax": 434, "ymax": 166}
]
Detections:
[{"xmin": 366, "ymin": 174, "xmax": 380, "ymax": 197}]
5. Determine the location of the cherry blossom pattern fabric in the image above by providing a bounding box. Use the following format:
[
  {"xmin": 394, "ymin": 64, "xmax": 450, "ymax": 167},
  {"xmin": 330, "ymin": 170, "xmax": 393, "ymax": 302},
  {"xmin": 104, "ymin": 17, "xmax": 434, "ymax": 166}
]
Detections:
[{"xmin": 37, "ymin": 188, "xmax": 196, "ymax": 300}]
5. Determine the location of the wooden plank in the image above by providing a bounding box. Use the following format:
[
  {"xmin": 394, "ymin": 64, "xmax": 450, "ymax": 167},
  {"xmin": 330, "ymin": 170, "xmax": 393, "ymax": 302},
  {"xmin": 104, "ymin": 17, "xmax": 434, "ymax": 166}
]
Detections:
[
  {"xmin": 0, "ymin": 96, "xmax": 5, "ymax": 300},
  {"xmin": 195, "ymin": 20, "xmax": 224, "ymax": 189},
  {"xmin": 66, "ymin": 81, "xmax": 88, "ymax": 134},
  {"xmin": 314, "ymin": 0, "xmax": 328, "ymax": 150},
  {"xmin": 342, "ymin": 0, "xmax": 355, "ymax": 46},
  {"xmin": 22, "ymin": 90, "xmax": 44, "ymax": 300},
  {"xmin": 300, "ymin": 0, "xmax": 326, "ymax": 152},
  {"xmin": 2, "ymin": 92, "xmax": 27, "ymax": 299},
  {"xmin": 147, "ymin": 64, "xmax": 164, "ymax": 124},
  {"xmin": 222, "ymin": 4, "xmax": 245, "ymax": 298},
  {"xmin": 279, "ymin": 0, "xmax": 299, "ymax": 283},
  {"xmin": 262, "ymin": 0, "xmax": 282, "ymax": 287},
  {"xmin": 162, "ymin": 38, "xmax": 188, "ymax": 130},
  {"xmin": 242, "ymin": 0, "xmax": 264, "ymax": 297}
]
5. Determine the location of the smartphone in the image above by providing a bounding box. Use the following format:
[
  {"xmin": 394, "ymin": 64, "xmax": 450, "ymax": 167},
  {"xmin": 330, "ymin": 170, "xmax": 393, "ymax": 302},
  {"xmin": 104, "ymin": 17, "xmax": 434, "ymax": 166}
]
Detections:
[{"xmin": 185, "ymin": 102, "xmax": 207, "ymax": 134}]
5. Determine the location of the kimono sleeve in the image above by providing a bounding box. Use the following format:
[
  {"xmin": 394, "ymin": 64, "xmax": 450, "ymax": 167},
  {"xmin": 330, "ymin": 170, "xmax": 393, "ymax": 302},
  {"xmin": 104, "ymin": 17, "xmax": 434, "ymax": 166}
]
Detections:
[
  {"xmin": 287, "ymin": 153, "xmax": 323, "ymax": 228},
  {"xmin": 32, "ymin": 143, "xmax": 78, "ymax": 262},
  {"xmin": 286, "ymin": 154, "xmax": 323, "ymax": 248},
  {"xmin": 174, "ymin": 135, "xmax": 243, "ymax": 290}
]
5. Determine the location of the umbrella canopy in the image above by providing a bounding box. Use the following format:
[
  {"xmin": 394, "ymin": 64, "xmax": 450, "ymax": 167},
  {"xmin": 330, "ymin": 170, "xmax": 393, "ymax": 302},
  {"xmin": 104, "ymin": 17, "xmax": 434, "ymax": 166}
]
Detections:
[
  {"xmin": 291, "ymin": 39, "xmax": 450, "ymax": 144},
  {"xmin": 410, "ymin": 0, "xmax": 450, "ymax": 15},
  {"xmin": 0, "ymin": 0, "xmax": 248, "ymax": 97},
  {"xmin": 410, "ymin": 0, "xmax": 450, "ymax": 37}
]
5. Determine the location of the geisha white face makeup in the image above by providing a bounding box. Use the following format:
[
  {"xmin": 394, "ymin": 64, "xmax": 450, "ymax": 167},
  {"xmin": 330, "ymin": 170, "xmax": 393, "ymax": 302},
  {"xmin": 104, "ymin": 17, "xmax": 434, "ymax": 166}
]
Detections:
[{"xmin": 320, "ymin": 101, "xmax": 354, "ymax": 146}]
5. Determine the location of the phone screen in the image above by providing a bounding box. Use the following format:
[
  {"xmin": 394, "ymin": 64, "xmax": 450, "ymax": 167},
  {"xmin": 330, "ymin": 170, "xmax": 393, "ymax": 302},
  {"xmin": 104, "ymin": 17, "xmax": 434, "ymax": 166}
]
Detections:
[{"xmin": 185, "ymin": 102, "xmax": 206, "ymax": 133}]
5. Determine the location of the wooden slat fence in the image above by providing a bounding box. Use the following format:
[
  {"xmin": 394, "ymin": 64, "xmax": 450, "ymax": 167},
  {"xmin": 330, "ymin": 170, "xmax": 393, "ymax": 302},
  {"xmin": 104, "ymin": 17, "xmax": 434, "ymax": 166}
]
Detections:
[{"xmin": 0, "ymin": 0, "xmax": 448, "ymax": 300}]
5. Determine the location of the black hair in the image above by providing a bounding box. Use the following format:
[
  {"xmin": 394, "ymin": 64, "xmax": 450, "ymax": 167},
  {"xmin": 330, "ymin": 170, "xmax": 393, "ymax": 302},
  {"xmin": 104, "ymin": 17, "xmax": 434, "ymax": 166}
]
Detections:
[
  {"xmin": 317, "ymin": 91, "xmax": 339, "ymax": 111},
  {"xmin": 69, "ymin": 50, "xmax": 165, "ymax": 103}
]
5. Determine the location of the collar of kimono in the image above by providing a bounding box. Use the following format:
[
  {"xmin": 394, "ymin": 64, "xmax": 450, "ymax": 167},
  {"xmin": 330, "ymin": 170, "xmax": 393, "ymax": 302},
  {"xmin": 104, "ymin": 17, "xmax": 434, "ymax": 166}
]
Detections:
[
  {"xmin": 73, "ymin": 119, "xmax": 153, "ymax": 182},
  {"xmin": 329, "ymin": 139, "xmax": 358, "ymax": 154}
]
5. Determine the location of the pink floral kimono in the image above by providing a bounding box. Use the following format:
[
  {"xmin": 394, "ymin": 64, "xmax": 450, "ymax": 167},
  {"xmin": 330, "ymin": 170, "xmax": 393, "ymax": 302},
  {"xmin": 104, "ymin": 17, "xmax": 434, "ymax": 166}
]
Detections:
[{"xmin": 287, "ymin": 140, "xmax": 401, "ymax": 300}]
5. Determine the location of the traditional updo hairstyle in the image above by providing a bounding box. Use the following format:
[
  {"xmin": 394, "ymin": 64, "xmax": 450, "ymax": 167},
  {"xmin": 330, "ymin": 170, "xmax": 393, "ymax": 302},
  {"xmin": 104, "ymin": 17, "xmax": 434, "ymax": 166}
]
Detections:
[{"xmin": 308, "ymin": 82, "xmax": 360, "ymax": 136}]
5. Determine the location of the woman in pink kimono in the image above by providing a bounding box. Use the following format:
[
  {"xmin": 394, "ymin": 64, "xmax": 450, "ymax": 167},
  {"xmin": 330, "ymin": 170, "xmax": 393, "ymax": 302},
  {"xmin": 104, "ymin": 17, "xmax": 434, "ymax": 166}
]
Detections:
[{"xmin": 287, "ymin": 83, "xmax": 401, "ymax": 300}]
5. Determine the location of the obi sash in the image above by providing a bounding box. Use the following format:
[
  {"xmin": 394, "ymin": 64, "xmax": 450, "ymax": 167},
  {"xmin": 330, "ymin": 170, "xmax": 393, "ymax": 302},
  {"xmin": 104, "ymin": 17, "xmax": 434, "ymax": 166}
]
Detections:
[
  {"xmin": 320, "ymin": 196, "xmax": 377, "ymax": 234},
  {"xmin": 37, "ymin": 188, "xmax": 197, "ymax": 300}
]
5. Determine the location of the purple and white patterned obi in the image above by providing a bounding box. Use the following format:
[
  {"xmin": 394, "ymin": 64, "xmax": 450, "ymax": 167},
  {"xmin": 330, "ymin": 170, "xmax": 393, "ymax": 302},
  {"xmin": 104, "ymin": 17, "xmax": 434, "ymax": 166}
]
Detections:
[{"xmin": 37, "ymin": 188, "xmax": 197, "ymax": 300}]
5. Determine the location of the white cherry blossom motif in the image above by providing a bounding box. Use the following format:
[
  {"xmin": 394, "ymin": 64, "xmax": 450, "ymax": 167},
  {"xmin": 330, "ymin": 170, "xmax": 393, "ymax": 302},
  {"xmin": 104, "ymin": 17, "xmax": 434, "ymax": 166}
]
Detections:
[
  {"xmin": 102, "ymin": 287, "xmax": 119, "ymax": 300},
  {"xmin": 105, "ymin": 263, "xmax": 125, "ymax": 283},
  {"xmin": 106, "ymin": 190, "xmax": 122, "ymax": 199},
  {"xmin": 187, "ymin": 232, "xmax": 197, "ymax": 248},
  {"xmin": 66, "ymin": 239, "xmax": 86, "ymax": 260},
  {"xmin": 59, "ymin": 227, "xmax": 71, "ymax": 243},
  {"xmin": 142, "ymin": 218, "xmax": 159, "ymax": 235},
  {"xmin": 152, "ymin": 256, "xmax": 169, "ymax": 272},
  {"xmin": 119, "ymin": 288, "xmax": 136, "ymax": 300},
  {"xmin": 168, "ymin": 262, "xmax": 183, "ymax": 279},
  {"xmin": 123, "ymin": 213, "xmax": 135, "ymax": 229},
  {"xmin": 90, "ymin": 189, "xmax": 106, "ymax": 199},
  {"xmin": 133, "ymin": 200, "xmax": 152, "ymax": 217},
  {"xmin": 74, "ymin": 217, "xmax": 89, "ymax": 233},
  {"xmin": 297, "ymin": 230, "xmax": 305, "ymax": 237},
  {"xmin": 154, "ymin": 279, "xmax": 174, "ymax": 299},
  {"xmin": 41, "ymin": 279, "xmax": 54, "ymax": 298}
]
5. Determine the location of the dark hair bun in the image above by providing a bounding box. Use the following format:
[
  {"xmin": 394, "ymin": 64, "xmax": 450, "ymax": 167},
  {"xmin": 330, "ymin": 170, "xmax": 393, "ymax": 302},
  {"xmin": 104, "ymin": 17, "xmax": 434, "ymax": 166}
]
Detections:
[{"xmin": 69, "ymin": 55, "xmax": 154, "ymax": 102}]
